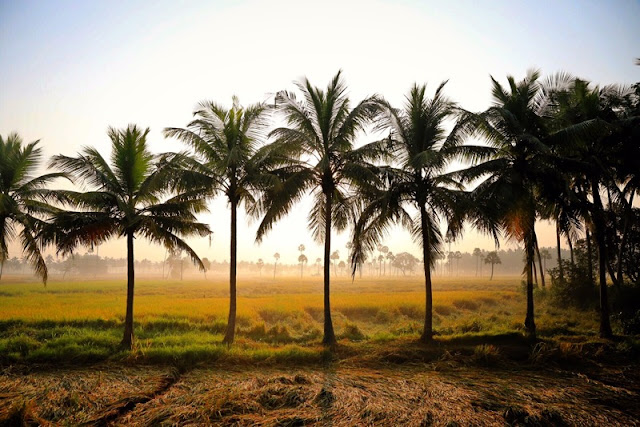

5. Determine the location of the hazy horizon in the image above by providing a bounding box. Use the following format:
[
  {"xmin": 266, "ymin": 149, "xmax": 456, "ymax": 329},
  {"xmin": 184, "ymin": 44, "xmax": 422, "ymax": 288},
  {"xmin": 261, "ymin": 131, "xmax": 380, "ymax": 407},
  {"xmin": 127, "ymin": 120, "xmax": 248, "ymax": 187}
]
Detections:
[{"xmin": 2, "ymin": 0, "xmax": 639, "ymax": 265}]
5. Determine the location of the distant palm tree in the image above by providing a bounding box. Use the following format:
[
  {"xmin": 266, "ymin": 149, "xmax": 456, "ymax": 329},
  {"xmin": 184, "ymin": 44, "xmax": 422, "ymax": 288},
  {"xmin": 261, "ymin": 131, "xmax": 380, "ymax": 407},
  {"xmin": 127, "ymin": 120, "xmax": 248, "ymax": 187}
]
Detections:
[
  {"xmin": 0, "ymin": 133, "xmax": 67, "ymax": 283},
  {"xmin": 315, "ymin": 257, "xmax": 321, "ymax": 275},
  {"xmin": 331, "ymin": 250, "xmax": 340, "ymax": 276},
  {"xmin": 273, "ymin": 252, "xmax": 280, "ymax": 278},
  {"xmin": 385, "ymin": 251, "xmax": 394, "ymax": 276},
  {"xmin": 540, "ymin": 248, "xmax": 552, "ymax": 272},
  {"xmin": 46, "ymin": 125, "xmax": 210, "ymax": 349},
  {"xmin": 257, "ymin": 258, "xmax": 264, "ymax": 276},
  {"xmin": 484, "ymin": 251, "xmax": 501, "ymax": 280},
  {"xmin": 298, "ymin": 244, "xmax": 306, "ymax": 277},
  {"xmin": 255, "ymin": 71, "xmax": 383, "ymax": 346},
  {"xmin": 472, "ymin": 248, "xmax": 482, "ymax": 276},
  {"xmin": 454, "ymin": 251, "xmax": 462, "ymax": 275},
  {"xmin": 378, "ymin": 245, "xmax": 389, "ymax": 275},
  {"xmin": 164, "ymin": 97, "xmax": 270, "ymax": 345},
  {"xmin": 350, "ymin": 82, "xmax": 468, "ymax": 342}
]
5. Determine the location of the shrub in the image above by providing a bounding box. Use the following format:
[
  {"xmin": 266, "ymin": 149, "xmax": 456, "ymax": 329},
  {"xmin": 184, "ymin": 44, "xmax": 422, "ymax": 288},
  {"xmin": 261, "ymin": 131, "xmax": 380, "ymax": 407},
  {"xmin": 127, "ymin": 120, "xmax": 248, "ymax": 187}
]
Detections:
[
  {"xmin": 340, "ymin": 323, "xmax": 367, "ymax": 341},
  {"xmin": 471, "ymin": 344, "xmax": 501, "ymax": 366},
  {"xmin": 610, "ymin": 284, "xmax": 640, "ymax": 334},
  {"xmin": 1, "ymin": 335, "xmax": 42, "ymax": 356},
  {"xmin": 452, "ymin": 300, "xmax": 479, "ymax": 311},
  {"xmin": 548, "ymin": 259, "xmax": 597, "ymax": 309}
]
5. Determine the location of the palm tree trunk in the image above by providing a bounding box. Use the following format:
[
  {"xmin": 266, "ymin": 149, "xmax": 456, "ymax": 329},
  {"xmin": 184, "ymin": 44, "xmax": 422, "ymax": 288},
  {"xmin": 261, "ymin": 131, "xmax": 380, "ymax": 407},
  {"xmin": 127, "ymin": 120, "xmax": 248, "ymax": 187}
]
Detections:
[
  {"xmin": 586, "ymin": 227, "xmax": 594, "ymax": 284},
  {"xmin": 532, "ymin": 256, "xmax": 538, "ymax": 287},
  {"xmin": 490, "ymin": 263, "xmax": 494, "ymax": 280},
  {"xmin": 322, "ymin": 192, "xmax": 336, "ymax": 346},
  {"xmin": 223, "ymin": 198, "xmax": 238, "ymax": 344},
  {"xmin": 556, "ymin": 223, "xmax": 564, "ymax": 282},
  {"xmin": 524, "ymin": 229, "xmax": 536, "ymax": 339},
  {"xmin": 121, "ymin": 232, "xmax": 135, "ymax": 349},
  {"xmin": 535, "ymin": 239, "xmax": 545, "ymax": 288},
  {"xmin": 616, "ymin": 192, "xmax": 635, "ymax": 285},
  {"xmin": 606, "ymin": 259, "xmax": 619, "ymax": 288},
  {"xmin": 0, "ymin": 260, "xmax": 4, "ymax": 281},
  {"xmin": 419, "ymin": 205, "xmax": 433, "ymax": 343},
  {"xmin": 591, "ymin": 181, "xmax": 613, "ymax": 339},
  {"xmin": 568, "ymin": 237, "xmax": 575, "ymax": 267}
]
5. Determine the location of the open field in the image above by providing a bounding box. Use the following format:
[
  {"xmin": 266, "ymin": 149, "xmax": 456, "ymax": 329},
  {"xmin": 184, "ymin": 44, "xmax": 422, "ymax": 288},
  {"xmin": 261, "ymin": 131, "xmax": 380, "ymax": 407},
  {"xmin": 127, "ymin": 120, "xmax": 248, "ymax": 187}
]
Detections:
[
  {"xmin": 0, "ymin": 275, "xmax": 610, "ymax": 363},
  {"xmin": 2, "ymin": 276, "xmax": 639, "ymax": 425}
]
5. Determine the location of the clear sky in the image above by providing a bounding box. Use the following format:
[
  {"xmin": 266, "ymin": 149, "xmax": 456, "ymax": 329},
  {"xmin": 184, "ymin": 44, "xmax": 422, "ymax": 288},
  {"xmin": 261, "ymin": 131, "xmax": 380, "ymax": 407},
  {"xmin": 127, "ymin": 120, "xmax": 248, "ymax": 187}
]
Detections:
[{"xmin": 1, "ymin": 0, "xmax": 639, "ymax": 265}]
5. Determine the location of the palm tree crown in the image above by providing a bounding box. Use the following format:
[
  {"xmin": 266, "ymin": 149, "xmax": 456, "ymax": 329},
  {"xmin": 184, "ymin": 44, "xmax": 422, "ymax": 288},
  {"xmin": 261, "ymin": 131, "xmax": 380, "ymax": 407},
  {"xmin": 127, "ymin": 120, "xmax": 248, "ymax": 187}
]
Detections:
[
  {"xmin": 457, "ymin": 70, "xmax": 563, "ymax": 338},
  {"xmin": 164, "ymin": 97, "xmax": 271, "ymax": 344},
  {"xmin": 46, "ymin": 125, "xmax": 211, "ymax": 348},
  {"xmin": 350, "ymin": 82, "xmax": 467, "ymax": 341},
  {"xmin": 0, "ymin": 133, "xmax": 66, "ymax": 283},
  {"xmin": 256, "ymin": 70, "xmax": 384, "ymax": 345}
]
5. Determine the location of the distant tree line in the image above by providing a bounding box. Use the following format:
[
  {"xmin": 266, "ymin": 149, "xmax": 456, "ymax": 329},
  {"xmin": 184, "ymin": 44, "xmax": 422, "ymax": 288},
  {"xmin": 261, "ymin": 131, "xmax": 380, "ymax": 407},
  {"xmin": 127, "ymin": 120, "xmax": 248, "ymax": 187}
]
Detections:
[{"xmin": 1, "ymin": 67, "xmax": 638, "ymax": 348}]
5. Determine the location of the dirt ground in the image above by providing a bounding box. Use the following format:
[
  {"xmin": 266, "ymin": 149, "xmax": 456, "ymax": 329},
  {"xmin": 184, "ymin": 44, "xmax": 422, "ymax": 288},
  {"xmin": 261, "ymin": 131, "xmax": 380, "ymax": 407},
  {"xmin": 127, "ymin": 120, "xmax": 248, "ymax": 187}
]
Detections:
[{"xmin": 2, "ymin": 360, "xmax": 639, "ymax": 426}]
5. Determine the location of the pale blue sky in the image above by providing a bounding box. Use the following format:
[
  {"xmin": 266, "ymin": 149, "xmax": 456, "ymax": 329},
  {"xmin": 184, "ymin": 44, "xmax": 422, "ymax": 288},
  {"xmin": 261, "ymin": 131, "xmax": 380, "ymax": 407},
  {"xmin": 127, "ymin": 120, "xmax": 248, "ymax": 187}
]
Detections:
[{"xmin": 1, "ymin": 0, "xmax": 639, "ymax": 263}]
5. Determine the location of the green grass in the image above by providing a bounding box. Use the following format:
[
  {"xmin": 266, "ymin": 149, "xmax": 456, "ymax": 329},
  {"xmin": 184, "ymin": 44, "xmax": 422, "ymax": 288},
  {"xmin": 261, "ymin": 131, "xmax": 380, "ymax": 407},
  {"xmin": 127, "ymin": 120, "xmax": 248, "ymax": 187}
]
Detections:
[{"xmin": 0, "ymin": 275, "xmax": 618, "ymax": 364}]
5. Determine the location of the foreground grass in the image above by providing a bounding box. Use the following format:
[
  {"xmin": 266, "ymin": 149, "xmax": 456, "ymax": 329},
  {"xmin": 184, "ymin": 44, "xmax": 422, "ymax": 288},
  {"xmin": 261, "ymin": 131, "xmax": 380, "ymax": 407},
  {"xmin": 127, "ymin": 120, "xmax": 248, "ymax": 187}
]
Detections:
[
  {"xmin": 0, "ymin": 275, "xmax": 616, "ymax": 364},
  {"xmin": 2, "ymin": 276, "xmax": 639, "ymax": 424},
  {"xmin": 2, "ymin": 355, "xmax": 640, "ymax": 425}
]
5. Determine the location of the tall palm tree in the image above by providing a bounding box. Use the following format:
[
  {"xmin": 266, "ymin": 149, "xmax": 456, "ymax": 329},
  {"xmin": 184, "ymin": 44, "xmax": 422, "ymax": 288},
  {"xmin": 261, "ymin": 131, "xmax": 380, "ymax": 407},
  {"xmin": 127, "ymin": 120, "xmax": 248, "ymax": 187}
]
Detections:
[
  {"xmin": 456, "ymin": 70, "xmax": 561, "ymax": 339},
  {"xmin": 45, "ymin": 125, "xmax": 210, "ymax": 349},
  {"xmin": 548, "ymin": 77, "xmax": 638, "ymax": 337},
  {"xmin": 349, "ymin": 82, "xmax": 468, "ymax": 342},
  {"xmin": 0, "ymin": 133, "xmax": 66, "ymax": 283},
  {"xmin": 164, "ymin": 97, "xmax": 270, "ymax": 345},
  {"xmin": 255, "ymin": 70, "xmax": 383, "ymax": 346}
]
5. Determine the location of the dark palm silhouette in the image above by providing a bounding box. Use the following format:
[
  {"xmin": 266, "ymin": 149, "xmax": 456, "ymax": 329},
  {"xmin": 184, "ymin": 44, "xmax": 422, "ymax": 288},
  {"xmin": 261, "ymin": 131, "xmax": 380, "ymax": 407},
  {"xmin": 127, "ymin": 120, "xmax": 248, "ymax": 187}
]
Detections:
[
  {"xmin": 256, "ymin": 70, "xmax": 383, "ymax": 346},
  {"xmin": 46, "ymin": 125, "xmax": 210, "ymax": 349},
  {"xmin": 350, "ymin": 82, "xmax": 467, "ymax": 342},
  {"xmin": 164, "ymin": 97, "xmax": 270, "ymax": 345},
  {"xmin": 549, "ymin": 77, "xmax": 639, "ymax": 337},
  {"xmin": 457, "ymin": 70, "xmax": 561, "ymax": 339},
  {"xmin": 0, "ymin": 133, "xmax": 66, "ymax": 283}
]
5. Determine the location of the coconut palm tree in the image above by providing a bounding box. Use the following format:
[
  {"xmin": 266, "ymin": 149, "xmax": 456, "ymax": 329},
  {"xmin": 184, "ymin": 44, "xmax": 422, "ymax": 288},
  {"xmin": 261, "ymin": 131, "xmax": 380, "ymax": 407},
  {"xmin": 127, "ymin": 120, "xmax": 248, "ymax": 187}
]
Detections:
[
  {"xmin": 45, "ymin": 125, "xmax": 210, "ymax": 349},
  {"xmin": 163, "ymin": 97, "xmax": 270, "ymax": 345},
  {"xmin": 298, "ymin": 244, "xmax": 306, "ymax": 277},
  {"xmin": 540, "ymin": 248, "xmax": 552, "ymax": 272},
  {"xmin": 472, "ymin": 247, "xmax": 482, "ymax": 276},
  {"xmin": 0, "ymin": 133, "xmax": 67, "ymax": 284},
  {"xmin": 273, "ymin": 252, "xmax": 280, "ymax": 278},
  {"xmin": 349, "ymin": 82, "xmax": 469, "ymax": 342},
  {"xmin": 331, "ymin": 250, "xmax": 340, "ymax": 277},
  {"xmin": 484, "ymin": 251, "xmax": 501, "ymax": 280},
  {"xmin": 456, "ymin": 70, "xmax": 562, "ymax": 339},
  {"xmin": 255, "ymin": 71, "xmax": 384, "ymax": 346},
  {"xmin": 547, "ymin": 77, "xmax": 639, "ymax": 337}
]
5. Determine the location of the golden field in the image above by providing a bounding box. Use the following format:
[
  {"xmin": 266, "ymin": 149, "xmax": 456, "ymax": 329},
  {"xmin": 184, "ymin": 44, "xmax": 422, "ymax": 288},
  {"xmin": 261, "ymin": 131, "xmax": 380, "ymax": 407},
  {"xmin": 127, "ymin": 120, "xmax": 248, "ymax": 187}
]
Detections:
[
  {"xmin": 2, "ymin": 275, "xmax": 639, "ymax": 425},
  {"xmin": 0, "ymin": 274, "xmax": 605, "ymax": 364}
]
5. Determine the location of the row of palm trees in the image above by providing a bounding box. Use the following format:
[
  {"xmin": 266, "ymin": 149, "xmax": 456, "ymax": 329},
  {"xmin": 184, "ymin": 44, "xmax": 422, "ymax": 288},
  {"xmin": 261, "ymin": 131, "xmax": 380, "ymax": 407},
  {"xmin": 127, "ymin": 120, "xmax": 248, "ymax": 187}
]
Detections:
[{"xmin": 1, "ymin": 69, "xmax": 638, "ymax": 348}]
